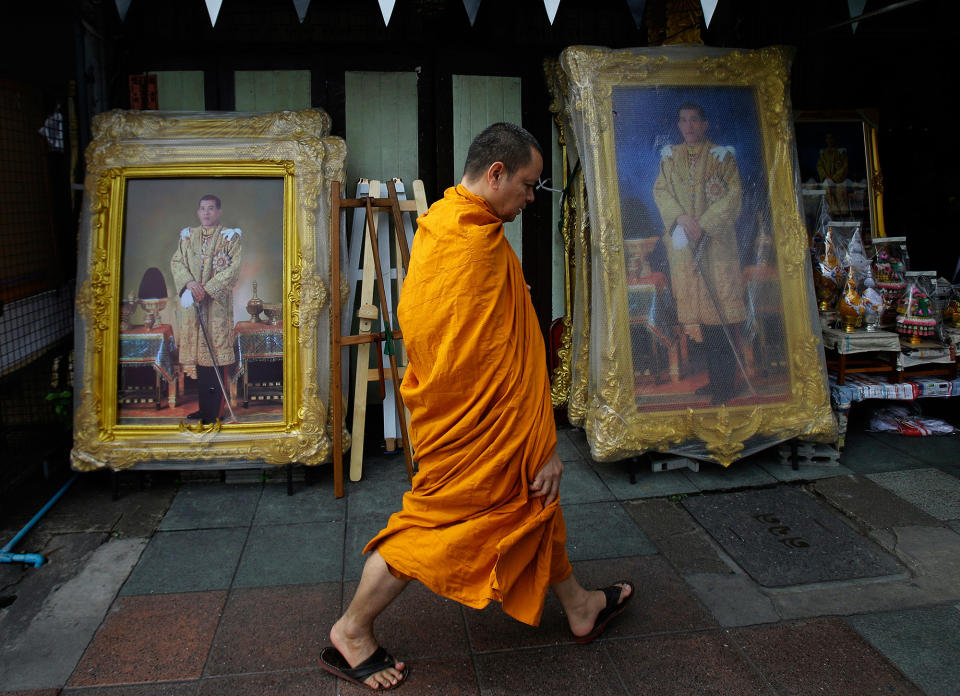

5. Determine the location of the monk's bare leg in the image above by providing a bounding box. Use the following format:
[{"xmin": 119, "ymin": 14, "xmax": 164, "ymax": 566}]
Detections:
[
  {"xmin": 330, "ymin": 549, "xmax": 409, "ymax": 689},
  {"xmin": 552, "ymin": 574, "xmax": 632, "ymax": 638}
]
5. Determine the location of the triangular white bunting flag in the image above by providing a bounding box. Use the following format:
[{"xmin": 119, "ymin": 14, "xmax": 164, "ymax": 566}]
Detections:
[
  {"xmin": 700, "ymin": 0, "xmax": 718, "ymax": 28},
  {"xmin": 848, "ymin": 0, "xmax": 867, "ymax": 32},
  {"xmin": 463, "ymin": 0, "xmax": 481, "ymax": 26},
  {"xmin": 115, "ymin": 0, "xmax": 133, "ymax": 21},
  {"xmin": 205, "ymin": 0, "xmax": 223, "ymax": 27},
  {"xmin": 625, "ymin": 0, "xmax": 646, "ymax": 29},
  {"xmin": 544, "ymin": 0, "xmax": 561, "ymax": 25},
  {"xmin": 292, "ymin": 0, "xmax": 310, "ymax": 23},
  {"xmin": 379, "ymin": 0, "xmax": 396, "ymax": 25}
]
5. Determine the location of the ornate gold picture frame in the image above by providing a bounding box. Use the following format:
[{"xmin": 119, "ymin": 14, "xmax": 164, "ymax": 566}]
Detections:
[
  {"xmin": 794, "ymin": 110, "xmax": 885, "ymax": 241},
  {"xmin": 560, "ymin": 46, "xmax": 835, "ymax": 465},
  {"xmin": 72, "ymin": 109, "xmax": 346, "ymax": 471}
]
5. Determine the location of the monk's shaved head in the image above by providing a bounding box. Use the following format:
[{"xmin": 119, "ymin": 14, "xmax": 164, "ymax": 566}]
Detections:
[{"xmin": 463, "ymin": 122, "xmax": 542, "ymax": 182}]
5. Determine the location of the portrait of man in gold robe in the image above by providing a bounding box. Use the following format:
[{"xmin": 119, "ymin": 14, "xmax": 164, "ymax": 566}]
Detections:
[
  {"xmin": 653, "ymin": 102, "xmax": 746, "ymax": 404},
  {"xmin": 611, "ymin": 87, "xmax": 790, "ymax": 410},
  {"xmin": 171, "ymin": 194, "xmax": 242, "ymax": 423}
]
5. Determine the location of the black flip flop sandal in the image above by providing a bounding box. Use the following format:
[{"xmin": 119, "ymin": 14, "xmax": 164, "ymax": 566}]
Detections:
[
  {"xmin": 572, "ymin": 580, "xmax": 635, "ymax": 644},
  {"xmin": 319, "ymin": 645, "xmax": 408, "ymax": 690}
]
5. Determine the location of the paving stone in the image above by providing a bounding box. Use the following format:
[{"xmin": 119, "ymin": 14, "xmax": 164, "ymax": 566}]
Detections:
[
  {"xmin": 0, "ymin": 539, "xmax": 147, "ymax": 692},
  {"xmin": 339, "ymin": 580, "xmax": 470, "ymax": 661},
  {"xmin": 683, "ymin": 572, "xmax": 780, "ymax": 627},
  {"xmin": 327, "ymin": 656, "xmax": 478, "ymax": 696},
  {"xmin": 68, "ymin": 592, "xmax": 226, "ymax": 688},
  {"xmin": 555, "ymin": 428, "xmax": 584, "ymax": 462},
  {"xmin": 813, "ymin": 475, "xmax": 941, "ymax": 529},
  {"xmin": 562, "ymin": 501, "xmax": 656, "ymax": 561},
  {"xmin": 564, "ymin": 427, "xmax": 594, "ymax": 461},
  {"xmin": 574, "ymin": 555, "xmax": 718, "ymax": 639},
  {"xmin": 847, "ymin": 606, "xmax": 960, "ymax": 696},
  {"xmin": 464, "ymin": 591, "xmax": 571, "ymax": 653},
  {"xmin": 474, "ymin": 644, "xmax": 624, "ymax": 696},
  {"xmin": 205, "ymin": 584, "xmax": 340, "ymax": 674},
  {"xmin": 885, "ymin": 525, "xmax": 960, "ymax": 597},
  {"xmin": 253, "ymin": 484, "xmax": 345, "ymax": 525},
  {"xmin": 733, "ymin": 617, "xmax": 923, "ymax": 695},
  {"xmin": 233, "ymin": 521, "xmax": 344, "ymax": 587},
  {"xmin": 757, "ymin": 459, "xmax": 853, "ymax": 482},
  {"xmin": 465, "ymin": 555, "xmax": 716, "ymax": 653},
  {"xmin": 683, "ymin": 461, "xmax": 777, "ymax": 491},
  {"xmin": 0, "ymin": 532, "xmax": 110, "ymax": 637},
  {"xmin": 556, "ymin": 456, "xmax": 615, "ymax": 505},
  {"xmin": 874, "ymin": 430, "xmax": 960, "ymax": 469},
  {"xmin": 683, "ymin": 487, "xmax": 901, "ymax": 587},
  {"xmin": 61, "ymin": 683, "xmax": 198, "ymax": 696},
  {"xmin": 198, "ymin": 671, "xmax": 331, "ymax": 696},
  {"xmin": 837, "ymin": 430, "xmax": 930, "ymax": 474},
  {"xmin": 343, "ymin": 514, "xmax": 390, "ymax": 582},
  {"xmin": 622, "ymin": 498, "xmax": 731, "ymax": 575},
  {"xmin": 120, "ymin": 528, "xmax": 247, "ymax": 595},
  {"xmin": 27, "ymin": 474, "xmax": 177, "ymax": 539},
  {"xmin": 589, "ymin": 460, "xmax": 699, "ymax": 500},
  {"xmin": 159, "ymin": 484, "xmax": 261, "ymax": 530},
  {"xmin": 867, "ymin": 468, "xmax": 960, "ymax": 521},
  {"xmin": 604, "ymin": 631, "xmax": 770, "ymax": 695},
  {"xmin": 342, "ymin": 461, "xmax": 411, "ymax": 519}
]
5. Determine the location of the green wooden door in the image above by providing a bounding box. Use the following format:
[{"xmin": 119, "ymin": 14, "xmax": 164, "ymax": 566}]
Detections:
[
  {"xmin": 154, "ymin": 71, "xmax": 205, "ymax": 110},
  {"xmin": 234, "ymin": 70, "xmax": 311, "ymax": 111},
  {"xmin": 344, "ymin": 71, "xmax": 419, "ymax": 193},
  {"xmin": 452, "ymin": 75, "xmax": 523, "ymax": 259}
]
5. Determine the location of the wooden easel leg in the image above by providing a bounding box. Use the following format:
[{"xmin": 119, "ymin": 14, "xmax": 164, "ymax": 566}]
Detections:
[
  {"xmin": 363, "ymin": 195, "xmax": 415, "ymax": 483},
  {"xmin": 349, "ymin": 181, "xmax": 383, "ymax": 482},
  {"xmin": 331, "ymin": 182, "xmax": 344, "ymax": 498}
]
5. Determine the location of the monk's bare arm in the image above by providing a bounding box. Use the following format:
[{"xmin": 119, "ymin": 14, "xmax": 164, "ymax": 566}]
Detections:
[{"xmin": 529, "ymin": 450, "xmax": 563, "ymax": 505}]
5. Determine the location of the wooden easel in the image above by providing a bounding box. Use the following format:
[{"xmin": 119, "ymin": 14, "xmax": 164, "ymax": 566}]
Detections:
[
  {"xmin": 346, "ymin": 179, "xmax": 425, "ymax": 483},
  {"xmin": 330, "ymin": 179, "xmax": 421, "ymax": 498}
]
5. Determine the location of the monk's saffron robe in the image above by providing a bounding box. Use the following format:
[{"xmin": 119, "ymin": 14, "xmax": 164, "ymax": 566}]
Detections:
[{"xmin": 364, "ymin": 185, "xmax": 571, "ymax": 626}]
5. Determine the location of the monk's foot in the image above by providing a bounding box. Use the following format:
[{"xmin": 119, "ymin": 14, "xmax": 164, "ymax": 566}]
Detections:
[
  {"xmin": 567, "ymin": 583, "xmax": 632, "ymax": 639},
  {"xmin": 329, "ymin": 619, "xmax": 406, "ymax": 690}
]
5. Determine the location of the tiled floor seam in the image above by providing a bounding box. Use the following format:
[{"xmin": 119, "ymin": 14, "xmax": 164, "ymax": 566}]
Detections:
[
  {"xmin": 723, "ymin": 627, "xmax": 782, "ymax": 696},
  {"xmin": 465, "ymin": 626, "xmax": 731, "ymax": 656},
  {"xmin": 842, "ymin": 620, "xmax": 931, "ymax": 695},
  {"xmin": 199, "ymin": 483, "xmax": 264, "ymax": 679},
  {"xmin": 597, "ymin": 642, "xmax": 632, "ymax": 696}
]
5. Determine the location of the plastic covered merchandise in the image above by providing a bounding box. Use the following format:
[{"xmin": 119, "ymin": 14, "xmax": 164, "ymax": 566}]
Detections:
[
  {"xmin": 71, "ymin": 109, "xmax": 346, "ymax": 472},
  {"xmin": 871, "ymin": 239, "xmax": 907, "ymax": 327},
  {"xmin": 559, "ymin": 45, "xmax": 835, "ymax": 466},
  {"xmin": 867, "ymin": 404, "xmax": 955, "ymax": 436},
  {"xmin": 896, "ymin": 272, "xmax": 939, "ymax": 344},
  {"xmin": 861, "ymin": 265, "xmax": 885, "ymax": 331},
  {"xmin": 943, "ymin": 283, "xmax": 960, "ymax": 328}
]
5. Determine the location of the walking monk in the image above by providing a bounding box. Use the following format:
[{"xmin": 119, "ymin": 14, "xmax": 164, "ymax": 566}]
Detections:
[{"xmin": 320, "ymin": 123, "xmax": 634, "ymax": 691}]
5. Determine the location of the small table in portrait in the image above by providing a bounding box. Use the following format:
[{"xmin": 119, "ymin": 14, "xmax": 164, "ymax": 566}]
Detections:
[
  {"xmin": 118, "ymin": 324, "xmax": 178, "ymax": 408},
  {"xmin": 234, "ymin": 320, "xmax": 283, "ymax": 408}
]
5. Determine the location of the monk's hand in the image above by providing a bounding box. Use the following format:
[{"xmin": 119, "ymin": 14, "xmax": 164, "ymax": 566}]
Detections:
[
  {"xmin": 187, "ymin": 280, "xmax": 207, "ymax": 303},
  {"xmin": 530, "ymin": 451, "xmax": 563, "ymax": 505}
]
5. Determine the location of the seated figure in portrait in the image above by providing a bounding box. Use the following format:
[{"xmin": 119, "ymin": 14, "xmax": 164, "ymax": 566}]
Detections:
[{"xmin": 816, "ymin": 132, "xmax": 849, "ymax": 216}]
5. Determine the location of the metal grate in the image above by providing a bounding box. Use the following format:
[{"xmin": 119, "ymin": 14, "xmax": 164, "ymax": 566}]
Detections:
[{"xmin": 0, "ymin": 78, "xmax": 75, "ymax": 499}]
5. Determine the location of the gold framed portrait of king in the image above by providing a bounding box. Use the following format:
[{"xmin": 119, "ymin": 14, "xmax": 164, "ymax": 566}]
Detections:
[
  {"xmin": 72, "ymin": 109, "xmax": 346, "ymax": 471},
  {"xmin": 560, "ymin": 45, "xmax": 835, "ymax": 465}
]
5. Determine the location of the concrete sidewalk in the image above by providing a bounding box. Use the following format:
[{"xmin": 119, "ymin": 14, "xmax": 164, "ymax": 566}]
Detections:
[{"xmin": 1, "ymin": 420, "xmax": 959, "ymax": 695}]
